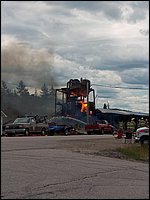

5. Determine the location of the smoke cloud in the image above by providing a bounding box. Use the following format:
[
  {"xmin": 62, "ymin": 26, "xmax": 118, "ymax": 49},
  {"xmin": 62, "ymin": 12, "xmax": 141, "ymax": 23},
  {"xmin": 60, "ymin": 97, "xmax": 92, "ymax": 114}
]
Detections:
[{"xmin": 1, "ymin": 39, "xmax": 57, "ymax": 89}]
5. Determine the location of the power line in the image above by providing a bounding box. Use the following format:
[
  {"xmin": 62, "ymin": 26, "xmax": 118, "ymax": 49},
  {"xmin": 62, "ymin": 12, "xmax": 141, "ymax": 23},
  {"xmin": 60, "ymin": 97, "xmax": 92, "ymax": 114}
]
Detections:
[
  {"xmin": 96, "ymin": 97, "xmax": 149, "ymax": 104},
  {"xmin": 2, "ymin": 81, "xmax": 149, "ymax": 90},
  {"xmin": 92, "ymin": 83, "xmax": 149, "ymax": 90}
]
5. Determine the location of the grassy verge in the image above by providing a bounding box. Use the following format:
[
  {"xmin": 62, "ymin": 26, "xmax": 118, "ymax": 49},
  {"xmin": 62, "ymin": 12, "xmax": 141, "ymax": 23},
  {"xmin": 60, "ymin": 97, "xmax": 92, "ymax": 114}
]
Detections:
[{"xmin": 116, "ymin": 144, "xmax": 149, "ymax": 162}]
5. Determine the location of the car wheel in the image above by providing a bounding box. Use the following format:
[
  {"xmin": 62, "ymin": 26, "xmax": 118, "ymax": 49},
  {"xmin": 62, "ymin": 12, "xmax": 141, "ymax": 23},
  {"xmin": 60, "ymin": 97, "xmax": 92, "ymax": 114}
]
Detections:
[
  {"xmin": 64, "ymin": 129, "xmax": 69, "ymax": 136},
  {"xmin": 141, "ymin": 139, "xmax": 149, "ymax": 146},
  {"xmin": 140, "ymin": 136, "xmax": 149, "ymax": 146},
  {"xmin": 101, "ymin": 129, "xmax": 104, "ymax": 134},
  {"xmin": 25, "ymin": 129, "xmax": 29, "ymax": 136},
  {"xmin": 8, "ymin": 133, "xmax": 13, "ymax": 137},
  {"xmin": 41, "ymin": 128, "xmax": 46, "ymax": 136},
  {"xmin": 87, "ymin": 131, "xmax": 91, "ymax": 135}
]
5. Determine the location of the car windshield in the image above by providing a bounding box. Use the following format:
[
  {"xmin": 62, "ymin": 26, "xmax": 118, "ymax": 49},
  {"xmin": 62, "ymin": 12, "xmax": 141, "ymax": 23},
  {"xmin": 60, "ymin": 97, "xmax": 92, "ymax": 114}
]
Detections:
[{"xmin": 13, "ymin": 118, "xmax": 30, "ymax": 124}]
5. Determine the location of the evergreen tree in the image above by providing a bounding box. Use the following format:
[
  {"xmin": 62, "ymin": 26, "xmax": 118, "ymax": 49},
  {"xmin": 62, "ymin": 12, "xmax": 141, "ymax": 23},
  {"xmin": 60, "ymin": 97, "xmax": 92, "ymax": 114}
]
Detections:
[
  {"xmin": 12, "ymin": 89, "xmax": 18, "ymax": 96},
  {"xmin": 49, "ymin": 85, "xmax": 55, "ymax": 95},
  {"xmin": 103, "ymin": 103, "xmax": 107, "ymax": 109},
  {"xmin": 40, "ymin": 83, "xmax": 49, "ymax": 97},
  {"xmin": 34, "ymin": 88, "xmax": 38, "ymax": 97},
  {"xmin": 1, "ymin": 80, "xmax": 10, "ymax": 95},
  {"xmin": 16, "ymin": 80, "xmax": 29, "ymax": 96}
]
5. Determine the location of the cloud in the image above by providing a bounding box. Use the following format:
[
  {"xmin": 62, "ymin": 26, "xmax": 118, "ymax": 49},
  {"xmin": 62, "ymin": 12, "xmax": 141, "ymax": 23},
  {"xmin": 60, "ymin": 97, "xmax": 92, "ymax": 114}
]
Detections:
[
  {"xmin": 139, "ymin": 28, "xmax": 149, "ymax": 36},
  {"xmin": 1, "ymin": 1, "xmax": 149, "ymax": 113},
  {"xmin": 45, "ymin": 1, "xmax": 148, "ymax": 23},
  {"xmin": 120, "ymin": 68, "xmax": 149, "ymax": 85}
]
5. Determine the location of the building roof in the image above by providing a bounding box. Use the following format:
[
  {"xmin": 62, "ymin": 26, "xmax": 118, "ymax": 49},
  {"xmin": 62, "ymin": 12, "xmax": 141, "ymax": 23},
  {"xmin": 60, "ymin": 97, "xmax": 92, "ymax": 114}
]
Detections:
[{"xmin": 98, "ymin": 108, "xmax": 149, "ymax": 116}]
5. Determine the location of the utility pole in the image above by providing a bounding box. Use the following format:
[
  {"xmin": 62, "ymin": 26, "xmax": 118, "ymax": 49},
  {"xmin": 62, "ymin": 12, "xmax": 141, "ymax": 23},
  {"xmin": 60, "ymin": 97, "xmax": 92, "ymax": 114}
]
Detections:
[{"xmin": 54, "ymin": 89, "xmax": 57, "ymax": 115}]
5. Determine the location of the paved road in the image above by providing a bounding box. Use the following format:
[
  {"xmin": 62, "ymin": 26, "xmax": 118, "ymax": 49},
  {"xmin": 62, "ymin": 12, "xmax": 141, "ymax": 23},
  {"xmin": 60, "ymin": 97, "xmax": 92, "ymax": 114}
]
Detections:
[{"xmin": 1, "ymin": 136, "xmax": 149, "ymax": 199}]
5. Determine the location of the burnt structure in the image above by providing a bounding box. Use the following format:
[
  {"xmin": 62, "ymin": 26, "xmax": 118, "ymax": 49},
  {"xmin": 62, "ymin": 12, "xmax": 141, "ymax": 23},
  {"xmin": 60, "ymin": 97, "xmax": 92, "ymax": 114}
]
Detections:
[
  {"xmin": 54, "ymin": 78, "xmax": 149, "ymax": 127},
  {"xmin": 55, "ymin": 78, "xmax": 95, "ymax": 120}
]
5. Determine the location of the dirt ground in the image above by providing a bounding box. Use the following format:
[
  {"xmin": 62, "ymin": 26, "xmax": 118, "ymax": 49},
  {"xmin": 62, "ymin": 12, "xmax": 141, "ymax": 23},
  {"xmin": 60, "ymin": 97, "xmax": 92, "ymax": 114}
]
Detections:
[{"xmin": 56, "ymin": 136, "xmax": 139, "ymax": 161}]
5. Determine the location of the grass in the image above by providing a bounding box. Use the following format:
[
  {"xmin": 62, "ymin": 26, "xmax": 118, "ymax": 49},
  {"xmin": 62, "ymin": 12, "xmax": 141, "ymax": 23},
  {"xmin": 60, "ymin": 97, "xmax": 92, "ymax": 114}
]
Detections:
[{"xmin": 116, "ymin": 144, "xmax": 149, "ymax": 162}]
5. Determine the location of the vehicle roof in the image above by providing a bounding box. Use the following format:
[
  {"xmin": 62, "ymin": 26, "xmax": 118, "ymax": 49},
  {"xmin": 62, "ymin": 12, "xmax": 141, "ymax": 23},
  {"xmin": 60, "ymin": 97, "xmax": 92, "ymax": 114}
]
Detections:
[
  {"xmin": 15, "ymin": 117, "xmax": 32, "ymax": 119},
  {"xmin": 136, "ymin": 127, "xmax": 149, "ymax": 131}
]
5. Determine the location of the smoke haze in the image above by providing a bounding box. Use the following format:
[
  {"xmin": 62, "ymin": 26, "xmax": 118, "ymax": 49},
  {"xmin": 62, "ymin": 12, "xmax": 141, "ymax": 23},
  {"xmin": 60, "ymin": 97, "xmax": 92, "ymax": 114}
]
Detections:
[{"xmin": 1, "ymin": 40, "xmax": 57, "ymax": 89}]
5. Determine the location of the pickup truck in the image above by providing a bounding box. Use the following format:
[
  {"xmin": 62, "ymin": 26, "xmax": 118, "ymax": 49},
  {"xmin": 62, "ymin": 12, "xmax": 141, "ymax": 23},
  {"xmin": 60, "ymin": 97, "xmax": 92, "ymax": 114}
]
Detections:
[
  {"xmin": 85, "ymin": 120, "xmax": 113, "ymax": 135},
  {"xmin": 4, "ymin": 115, "xmax": 49, "ymax": 136},
  {"xmin": 134, "ymin": 127, "xmax": 149, "ymax": 145}
]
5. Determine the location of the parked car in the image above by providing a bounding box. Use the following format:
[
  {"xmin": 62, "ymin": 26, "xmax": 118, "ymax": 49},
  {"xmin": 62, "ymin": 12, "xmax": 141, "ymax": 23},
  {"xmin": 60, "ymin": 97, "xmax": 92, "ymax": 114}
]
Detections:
[
  {"xmin": 48, "ymin": 123, "xmax": 75, "ymax": 136},
  {"xmin": 134, "ymin": 127, "xmax": 149, "ymax": 145},
  {"xmin": 85, "ymin": 120, "xmax": 113, "ymax": 135},
  {"xmin": 4, "ymin": 115, "xmax": 49, "ymax": 136}
]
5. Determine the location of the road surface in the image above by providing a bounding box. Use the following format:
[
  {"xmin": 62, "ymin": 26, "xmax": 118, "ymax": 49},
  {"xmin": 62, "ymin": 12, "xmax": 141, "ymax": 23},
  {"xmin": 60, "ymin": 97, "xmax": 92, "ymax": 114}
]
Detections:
[{"xmin": 1, "ymin": 135, "xmax": 149, "ymax": 199}]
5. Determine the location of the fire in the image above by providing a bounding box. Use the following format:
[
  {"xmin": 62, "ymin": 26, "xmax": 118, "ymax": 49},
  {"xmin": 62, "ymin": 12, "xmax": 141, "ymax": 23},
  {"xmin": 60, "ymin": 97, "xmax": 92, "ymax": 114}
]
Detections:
[
  {"xmin": 71, "ymin": 91, "xmax": 78, "ymax": 96},
  {"xmin": 80, "ymin": 101, "xmax": 87, "ymax": 112}
]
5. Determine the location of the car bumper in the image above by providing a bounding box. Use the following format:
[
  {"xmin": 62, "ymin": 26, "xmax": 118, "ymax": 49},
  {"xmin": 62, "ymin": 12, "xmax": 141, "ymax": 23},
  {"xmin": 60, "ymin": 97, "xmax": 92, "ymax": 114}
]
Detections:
[{"xmin": 5, "ymin": 129, "xmax": 26, "ymax": 134}]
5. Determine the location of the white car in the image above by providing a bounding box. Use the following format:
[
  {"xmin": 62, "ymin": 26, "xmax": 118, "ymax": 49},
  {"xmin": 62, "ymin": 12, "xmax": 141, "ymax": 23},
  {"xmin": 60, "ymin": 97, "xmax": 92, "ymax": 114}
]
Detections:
[{"xmin": 135, "ymin": 127, "xmax": 149, "ymax": 145}]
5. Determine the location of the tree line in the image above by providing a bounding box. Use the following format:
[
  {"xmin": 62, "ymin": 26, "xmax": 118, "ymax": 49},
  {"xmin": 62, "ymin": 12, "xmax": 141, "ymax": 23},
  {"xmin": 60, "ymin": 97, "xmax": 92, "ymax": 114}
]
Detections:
[
  {"xmin": 1, "ymin": 80, "xmax": 56, "ymax": 122},
  {"xmin": 1, "ymin": 80, "xmax": 55, "ymax": 97}
]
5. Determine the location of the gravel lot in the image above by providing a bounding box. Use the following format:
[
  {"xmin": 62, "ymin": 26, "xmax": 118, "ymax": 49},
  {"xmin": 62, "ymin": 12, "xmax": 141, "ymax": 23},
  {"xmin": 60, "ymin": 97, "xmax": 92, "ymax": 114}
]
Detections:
[
  {"xmin": 2, "ymin": 134, "xmax": 147, "ymax": 162},
  {"xmin": 49, "ymin": 135, "xmax": 144, "ymax": 162}
]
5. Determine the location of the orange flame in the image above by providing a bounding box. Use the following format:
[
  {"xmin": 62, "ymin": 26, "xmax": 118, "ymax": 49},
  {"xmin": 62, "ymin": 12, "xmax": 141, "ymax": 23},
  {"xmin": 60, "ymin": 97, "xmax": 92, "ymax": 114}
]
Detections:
[
  {"xmin": 71, "ymin": 91, "xmax": 78, "ymax": 96},
  {"xmin": 80, "ymin": 101, "xmax": 87, "ymax": 112}
]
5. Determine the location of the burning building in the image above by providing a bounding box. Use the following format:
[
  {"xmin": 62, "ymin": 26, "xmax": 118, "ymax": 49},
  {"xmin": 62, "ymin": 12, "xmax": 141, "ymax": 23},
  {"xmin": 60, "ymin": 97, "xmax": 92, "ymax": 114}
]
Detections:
[
  {"xmin": 53, "ymin": 78, "xmax": 149, "ymax": 128},
  {"xmin": 54, "ymin": 78, "xmax": 96, "ymax": 121}
]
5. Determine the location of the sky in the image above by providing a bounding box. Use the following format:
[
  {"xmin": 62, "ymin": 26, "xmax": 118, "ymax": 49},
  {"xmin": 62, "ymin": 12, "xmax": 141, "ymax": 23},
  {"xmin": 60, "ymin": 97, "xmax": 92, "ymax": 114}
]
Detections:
[{"xmin": 1, "ymin": 1, "xmax": 149, "ymax": 113}]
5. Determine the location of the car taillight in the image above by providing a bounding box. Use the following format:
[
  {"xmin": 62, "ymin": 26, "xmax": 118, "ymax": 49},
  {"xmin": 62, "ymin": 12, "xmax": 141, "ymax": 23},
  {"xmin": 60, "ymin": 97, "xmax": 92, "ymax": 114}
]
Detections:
[
  {"xmin": 140, "ymin": 130, "xmax": 146, "ymax": 132},
  {"xmin": 6, "ymin": 125, "xmax": 9, "ymax": 128},
  {"xmin": 19, "ymin": 125, "xmax": 24, "ymax": 128}
]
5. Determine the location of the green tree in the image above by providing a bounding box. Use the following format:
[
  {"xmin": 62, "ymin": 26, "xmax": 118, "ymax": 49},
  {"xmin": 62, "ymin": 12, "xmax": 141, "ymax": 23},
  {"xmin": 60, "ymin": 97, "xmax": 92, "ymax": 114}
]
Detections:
[{"xmin": 16, "ymin": 80, "xmax": 29, "ymax": 96}]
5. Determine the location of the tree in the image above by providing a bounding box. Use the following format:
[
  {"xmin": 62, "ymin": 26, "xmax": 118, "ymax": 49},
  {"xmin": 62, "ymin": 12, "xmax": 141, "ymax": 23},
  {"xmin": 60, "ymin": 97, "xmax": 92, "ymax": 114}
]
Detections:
[
  {"xmin": 34, "ymin": 88, "xmax": 38, "ymax": 97},
  {"xmin": 12, "ymin": 89, "xmax": 18, "ymax": 96},
  {"xmin": 1, "ymin": 80, "xmax": 10, "ymax": 95},
  {"xmin": 49, "ymin": 85, "xmax": 55, "ymax": 95},
  {"xmin": 16, "ymin": 80, "xmax": 29, "ymax": 96},
  {"xmin": 40, "ymin": 83, "xmax": 49, "ymax": 97},
  {"xmin": 103, "ymin": 103, "xmax": 107, "ymax": 109}
]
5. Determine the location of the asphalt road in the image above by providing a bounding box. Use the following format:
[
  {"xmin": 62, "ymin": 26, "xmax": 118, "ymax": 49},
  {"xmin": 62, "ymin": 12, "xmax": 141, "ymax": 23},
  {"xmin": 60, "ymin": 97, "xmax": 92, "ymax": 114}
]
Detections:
[{"xmin": 1, "ymin": 135, "xmax": 149, "ymax": 199}]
